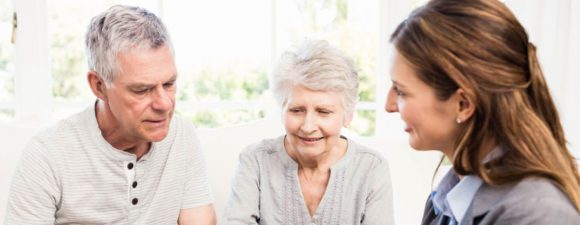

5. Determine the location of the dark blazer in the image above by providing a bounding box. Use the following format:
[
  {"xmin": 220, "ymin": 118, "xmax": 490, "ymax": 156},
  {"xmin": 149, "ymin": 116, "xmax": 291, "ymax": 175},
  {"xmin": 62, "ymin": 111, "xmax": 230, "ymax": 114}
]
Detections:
[{"xmin": 422, "ymin": 177, "xmax": 580, "ymax": 225}]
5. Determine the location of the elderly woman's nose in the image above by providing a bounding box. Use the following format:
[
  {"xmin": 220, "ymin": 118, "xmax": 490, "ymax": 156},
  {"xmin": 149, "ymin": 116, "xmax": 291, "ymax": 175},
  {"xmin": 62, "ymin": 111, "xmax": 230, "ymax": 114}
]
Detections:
[{"xmin": 300, "ymin": 113, "xmax": 317, "ymax": 132}]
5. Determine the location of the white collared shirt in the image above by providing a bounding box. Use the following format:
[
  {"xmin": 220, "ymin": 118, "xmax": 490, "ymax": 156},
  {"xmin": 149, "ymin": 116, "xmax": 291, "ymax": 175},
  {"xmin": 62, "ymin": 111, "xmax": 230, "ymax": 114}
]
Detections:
[
  {"xmin": 431, "ymin": 169, "xmax": 484, "ymax": 224},
  {"xmin": 431, "ymin": 146, "xmax": 505, "ymax": 224}
]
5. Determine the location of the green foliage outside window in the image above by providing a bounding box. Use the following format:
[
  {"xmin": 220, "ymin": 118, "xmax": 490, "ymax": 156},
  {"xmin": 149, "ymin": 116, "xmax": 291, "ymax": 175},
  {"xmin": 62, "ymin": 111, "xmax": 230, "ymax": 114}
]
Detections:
[
  {"xmin": 16, "ymin": 0, "xmax": 379, "ymax": 136},
  {"xmin": 49, "ymin": 2, "xmax": 93, "ymax": 100},
  {"xmin": 177, "ymin": 109, "xmax": 266, "ymax": 128},
  {"xmin": 177, "ymin": 65, "xmax": 269, "ymax": 102},
  {"xmin": 0, "ymin": 0, "xmax": 14, "ymax": 102}
]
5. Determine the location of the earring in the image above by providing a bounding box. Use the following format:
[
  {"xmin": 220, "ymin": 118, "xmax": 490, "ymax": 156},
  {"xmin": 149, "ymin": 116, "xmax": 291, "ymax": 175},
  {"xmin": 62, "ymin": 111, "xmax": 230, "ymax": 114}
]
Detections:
[{"xmin": 456, "ymin": 118, "xmax": 462, "ymax": 124}]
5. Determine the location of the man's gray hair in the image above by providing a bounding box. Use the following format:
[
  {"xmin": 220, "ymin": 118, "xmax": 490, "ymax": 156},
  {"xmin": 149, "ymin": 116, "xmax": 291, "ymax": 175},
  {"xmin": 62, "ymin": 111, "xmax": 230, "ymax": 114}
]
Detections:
[
  {"xmin": 270, "ymin": 40, "xmax": 359, "ymax": 117},
  {"xmin": 85, "ymin": 5, "xmax": 173, "ymax": 84}
]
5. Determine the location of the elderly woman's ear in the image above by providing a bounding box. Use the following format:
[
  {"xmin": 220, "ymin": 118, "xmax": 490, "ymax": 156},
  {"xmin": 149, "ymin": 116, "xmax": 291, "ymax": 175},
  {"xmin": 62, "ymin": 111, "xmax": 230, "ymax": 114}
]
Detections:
[{"xmin": 343, "ymin": 113, "xmax": 354, "ymax": 128}]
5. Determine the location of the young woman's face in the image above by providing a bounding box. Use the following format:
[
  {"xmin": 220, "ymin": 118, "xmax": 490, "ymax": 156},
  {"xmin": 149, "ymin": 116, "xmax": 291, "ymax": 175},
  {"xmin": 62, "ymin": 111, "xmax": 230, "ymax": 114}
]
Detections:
[{"xmin": 385, "ymin": 50, "xmax": 461, "ymax": 154}]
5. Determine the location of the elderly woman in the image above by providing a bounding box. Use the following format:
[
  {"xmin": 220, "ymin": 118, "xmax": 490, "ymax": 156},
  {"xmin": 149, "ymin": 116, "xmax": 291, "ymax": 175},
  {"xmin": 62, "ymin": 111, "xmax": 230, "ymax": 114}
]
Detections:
[{"xmin": 224, "ymin": 40, "xmax": 394, "ymax": 225}]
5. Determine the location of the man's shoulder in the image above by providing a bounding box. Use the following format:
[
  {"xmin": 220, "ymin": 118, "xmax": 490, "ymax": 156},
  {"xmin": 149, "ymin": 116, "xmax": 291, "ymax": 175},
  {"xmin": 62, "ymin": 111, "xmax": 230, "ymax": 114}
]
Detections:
[
  {"xmin": 33, "ymin": 108, "xmax": 92, "ymax": 143},
  {"xmin": 160, "ymin": 114, "xmax": 201, "ymax": 156},
  {"xmin": 17, "ymin": 108, "xmax": 95, "ymax": 170},
  {"xmin": 167, "ymin": 114, "xmax": 197, "ymax": 136}
]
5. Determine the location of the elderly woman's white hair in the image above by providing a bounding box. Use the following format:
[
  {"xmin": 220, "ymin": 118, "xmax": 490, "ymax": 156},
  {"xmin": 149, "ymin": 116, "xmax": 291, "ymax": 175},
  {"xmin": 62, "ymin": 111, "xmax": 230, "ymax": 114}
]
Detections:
[{"xmin": 270, "ymin": 40, "xmax": 359, "ymax": 119}]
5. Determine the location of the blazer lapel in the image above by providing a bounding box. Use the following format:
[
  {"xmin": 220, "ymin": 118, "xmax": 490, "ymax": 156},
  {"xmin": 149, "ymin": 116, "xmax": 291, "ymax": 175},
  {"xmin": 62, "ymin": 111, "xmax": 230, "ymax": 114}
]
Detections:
[
  {"xmin": 422, "ymin": 194, "xmax": 437, "ymax": 225},
  {"xmin": 422, "ymin": 194, "xmax": 455, "ymax": 225},
  {"xmin": 459, "ymin": 182, "xmax": 514, "ymax": 225}
]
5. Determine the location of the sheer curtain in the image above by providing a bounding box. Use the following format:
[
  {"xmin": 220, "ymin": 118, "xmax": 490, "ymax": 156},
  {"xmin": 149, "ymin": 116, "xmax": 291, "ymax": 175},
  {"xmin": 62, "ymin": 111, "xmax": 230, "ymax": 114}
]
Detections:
[{"xmin": 505, "ymin": 0, "xmax": 580, "ymax": 156}]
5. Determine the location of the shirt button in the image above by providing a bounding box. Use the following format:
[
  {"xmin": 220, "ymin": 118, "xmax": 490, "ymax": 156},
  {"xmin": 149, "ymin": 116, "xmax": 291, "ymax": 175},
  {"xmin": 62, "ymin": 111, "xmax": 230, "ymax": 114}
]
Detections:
[
  {"xmin": 132, "ymin": 181, "xmax": 138, "ymax": 188},
  {"xmin": 132, "ymin": 198, "xmax": 138, "ymax": 205},
  {"xmin": 127, "ymin": 163, "xmax": 134, "ymax": 170}
]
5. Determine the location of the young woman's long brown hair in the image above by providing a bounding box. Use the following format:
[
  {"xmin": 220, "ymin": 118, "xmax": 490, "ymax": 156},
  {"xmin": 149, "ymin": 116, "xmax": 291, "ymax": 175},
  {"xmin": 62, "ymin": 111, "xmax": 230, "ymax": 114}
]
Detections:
[{"xmin": 390, "ymin": 0, "xmax": 580, "ymax": 210}]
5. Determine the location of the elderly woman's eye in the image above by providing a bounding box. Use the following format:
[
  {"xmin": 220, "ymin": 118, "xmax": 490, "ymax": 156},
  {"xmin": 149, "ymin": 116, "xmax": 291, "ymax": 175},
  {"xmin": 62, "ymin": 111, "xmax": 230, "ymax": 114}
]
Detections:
[{"xmin": 289, "ymin": 108, "xmax": 302, "ymax": 113}]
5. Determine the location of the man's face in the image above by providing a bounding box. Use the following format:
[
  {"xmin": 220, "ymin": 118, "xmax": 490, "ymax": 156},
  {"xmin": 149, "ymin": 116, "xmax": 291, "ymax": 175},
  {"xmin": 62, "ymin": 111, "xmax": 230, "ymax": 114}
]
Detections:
[{"xmin": 102, "ymin": 44, "xmax": 177, "ymax": 144}]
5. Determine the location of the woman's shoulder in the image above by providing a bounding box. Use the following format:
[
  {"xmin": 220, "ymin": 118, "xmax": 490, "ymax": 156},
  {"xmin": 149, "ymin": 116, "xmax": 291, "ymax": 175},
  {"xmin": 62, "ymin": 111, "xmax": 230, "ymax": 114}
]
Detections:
[
  {"xmin": 348, "ymin": 139, "xmax": 389, "ymax": 165},
  {"xmin": 239, "ymin": 135, "xmax": 285, "ymax": 158},
  {"xmin": 479, "ymin": 177, "xmax": 579, "ymax": 222},
  {"xmin": 344, "ymin": 139, "xmax": 390, "ymax": 173},
  {"xmin": 510, "ymin": 177, "xmax": 569, "ymax": 197},
  {"xmin": 500, "ymin": 177, "xmax": 573, "ymax": 205}
]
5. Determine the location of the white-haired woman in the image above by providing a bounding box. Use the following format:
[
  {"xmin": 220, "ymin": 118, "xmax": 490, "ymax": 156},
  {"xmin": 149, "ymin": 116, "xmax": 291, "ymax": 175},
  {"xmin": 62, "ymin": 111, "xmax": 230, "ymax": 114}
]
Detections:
[{"xmin": 224, "ymin": 40, "xmax": 394, "ymax": 225}]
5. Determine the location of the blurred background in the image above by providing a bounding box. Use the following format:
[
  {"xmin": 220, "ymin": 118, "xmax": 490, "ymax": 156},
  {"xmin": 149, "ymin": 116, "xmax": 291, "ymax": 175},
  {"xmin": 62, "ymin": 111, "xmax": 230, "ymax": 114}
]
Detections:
[{"xmin": 0, "ymin": 0, "xmax": 578, "ymax": 145}]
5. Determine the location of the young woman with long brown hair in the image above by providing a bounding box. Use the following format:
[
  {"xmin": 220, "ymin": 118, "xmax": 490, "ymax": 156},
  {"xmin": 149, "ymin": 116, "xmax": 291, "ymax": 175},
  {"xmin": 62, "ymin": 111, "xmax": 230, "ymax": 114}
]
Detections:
[{"xmin": 385, "ymin": 0, "xmax": 580, "ymax": 224}]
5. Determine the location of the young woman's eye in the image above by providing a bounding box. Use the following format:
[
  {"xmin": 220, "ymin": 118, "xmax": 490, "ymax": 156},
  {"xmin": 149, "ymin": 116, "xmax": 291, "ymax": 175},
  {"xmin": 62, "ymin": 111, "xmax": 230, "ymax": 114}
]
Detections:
[{"xmin": 394, "ymin": 86, "xmax": 405, "ymax": 96}]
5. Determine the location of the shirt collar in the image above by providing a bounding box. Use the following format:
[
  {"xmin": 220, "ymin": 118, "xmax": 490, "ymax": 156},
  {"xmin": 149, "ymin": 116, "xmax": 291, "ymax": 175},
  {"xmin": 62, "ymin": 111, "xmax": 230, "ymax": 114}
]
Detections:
[
  {"xmin": 431, "ymin": 168, "xmax": 459, "ymax": 216},
  {"xmin": 447, "ymin": 175, "xmax": 483, "ymax": 222},
  {"xmin": 431, "ymin": 169, "xmax": 484, "ymax": 223},
  {"xmin": 431, "ymin": 145, "xmax": 504, "ymax": 222}
]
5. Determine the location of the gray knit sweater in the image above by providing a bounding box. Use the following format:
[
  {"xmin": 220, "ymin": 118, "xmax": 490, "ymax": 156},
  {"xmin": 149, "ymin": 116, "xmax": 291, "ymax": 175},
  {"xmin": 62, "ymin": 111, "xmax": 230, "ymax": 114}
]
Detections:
[{"xmin": 224, "ymin": 135, "xmax": 394, "ymax": 225}]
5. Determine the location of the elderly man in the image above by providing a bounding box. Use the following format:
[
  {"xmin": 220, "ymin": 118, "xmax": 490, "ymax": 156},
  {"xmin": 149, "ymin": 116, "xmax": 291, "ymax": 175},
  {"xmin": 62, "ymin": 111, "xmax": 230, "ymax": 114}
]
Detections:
[{"xmin": 4, "ymin": 5, "xmax": 216, "ymax": 225}]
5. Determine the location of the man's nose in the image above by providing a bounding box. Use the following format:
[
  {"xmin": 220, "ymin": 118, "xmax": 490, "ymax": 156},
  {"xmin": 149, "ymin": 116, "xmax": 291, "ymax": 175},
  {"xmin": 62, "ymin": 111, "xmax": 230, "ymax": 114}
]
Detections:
[{"xmin": 151, "ymin": 87, "xmax": 173, "ymax": 111}]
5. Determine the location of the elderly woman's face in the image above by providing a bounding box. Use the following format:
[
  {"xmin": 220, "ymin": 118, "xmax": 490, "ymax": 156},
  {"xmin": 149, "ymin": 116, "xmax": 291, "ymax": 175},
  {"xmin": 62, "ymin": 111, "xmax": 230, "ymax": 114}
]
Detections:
[{"xmin": 283, "ymin": 85, "xmax": 348, "ymax": 157}]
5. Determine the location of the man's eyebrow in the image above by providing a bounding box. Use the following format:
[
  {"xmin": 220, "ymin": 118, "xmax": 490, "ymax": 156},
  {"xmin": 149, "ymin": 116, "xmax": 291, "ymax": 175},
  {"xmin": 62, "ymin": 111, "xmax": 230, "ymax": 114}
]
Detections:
[
  {"xmin": 128, "ymin": 74, "xmax": 178, "ymax": 90},
  {"xmin": 166, "ymin": 74, "xmax": 178, "ymax": 82},
  {"xmin": 127, "ymin": 83, "xmax": 152, "ymax": 90}
]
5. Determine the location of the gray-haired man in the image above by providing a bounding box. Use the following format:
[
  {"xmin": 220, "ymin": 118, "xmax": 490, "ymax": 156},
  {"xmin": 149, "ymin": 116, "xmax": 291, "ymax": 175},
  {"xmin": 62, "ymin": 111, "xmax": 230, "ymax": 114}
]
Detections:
[{"xmin": 4, "ymin": 5, "xmax": 216, "ymax": 224}]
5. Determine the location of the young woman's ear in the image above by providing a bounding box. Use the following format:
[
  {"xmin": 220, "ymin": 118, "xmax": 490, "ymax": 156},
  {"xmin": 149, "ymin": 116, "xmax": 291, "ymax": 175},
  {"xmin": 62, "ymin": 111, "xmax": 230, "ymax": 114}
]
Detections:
[
  {"xmin": 87, "ymin": 71, "xmax": 107, "ymax": 101},
  {"xmin": 454, "ymin": 89, "xmax": 475, "ymax": 123}
]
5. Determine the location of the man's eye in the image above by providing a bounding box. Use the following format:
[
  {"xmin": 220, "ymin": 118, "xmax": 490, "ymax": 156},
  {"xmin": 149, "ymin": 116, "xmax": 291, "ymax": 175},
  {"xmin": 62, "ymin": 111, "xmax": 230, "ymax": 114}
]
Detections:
[
  {"xmin": 134, "ymin": 89, "xmax": 149, "ymax": 94},
  {"xmin": 164, "ymin": 82, "xmax": 175, "ymax": 88}
]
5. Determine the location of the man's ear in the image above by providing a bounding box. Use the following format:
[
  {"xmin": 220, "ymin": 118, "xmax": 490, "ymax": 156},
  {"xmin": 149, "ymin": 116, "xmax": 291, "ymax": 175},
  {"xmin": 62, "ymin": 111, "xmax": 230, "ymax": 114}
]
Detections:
[
  {"xmin": 87, "ymin": 71, "xmax": 107, "ymax": 101},
  {"xmin": 454, "ymin": 89, "xmax": 475, "ymax": 123}
]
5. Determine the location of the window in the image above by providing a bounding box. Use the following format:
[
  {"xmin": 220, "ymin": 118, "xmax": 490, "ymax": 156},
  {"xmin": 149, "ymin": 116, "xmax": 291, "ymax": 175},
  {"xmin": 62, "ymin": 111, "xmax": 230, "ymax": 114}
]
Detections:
[
  {"xmin": 162, "ymin": 0, "xmax": 271, "ymax": 128},
  {"xmin": 0, "ymin": 0, "xmax": 14, "ymax": 121},
  {"xmin": 1, "ymin": 0, "xmax": 407, "ymax": 137},
  {"xmin": 163, "ymin": 0, "xmax": 381, "ymax": 136},
  {"xmin": 4, "ymin": 0, "xmax": 388, "ymax": 136},
  {"xmin": 48, "ymin": 0, "xmax": 161, "ymax": 118},
  {"xmin": 8, "ymin": 0, "xmax": 576, "ymax": 143},
  {"xmin": 275, "ymin": 0, "xmax": 380, "ymax": 136}
]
